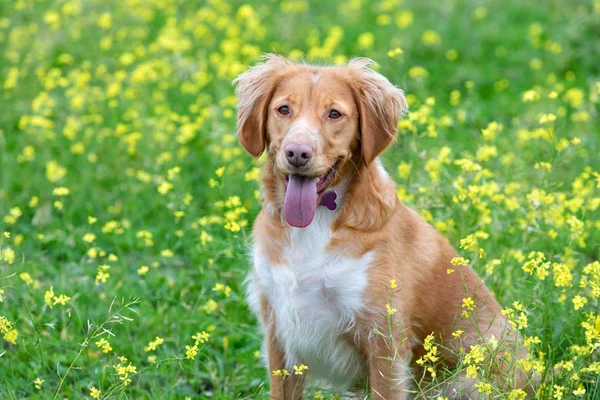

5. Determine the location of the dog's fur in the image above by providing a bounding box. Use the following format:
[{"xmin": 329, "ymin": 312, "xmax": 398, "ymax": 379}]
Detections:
[{"xmin": 235, "ymin": 55, "xmax": 530, "ymax": 399}]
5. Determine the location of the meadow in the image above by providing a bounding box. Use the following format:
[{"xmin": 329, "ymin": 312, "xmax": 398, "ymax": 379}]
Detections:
[{"xmin": 1, "ymin": 0, "xmax": 600, "ymax": 398}]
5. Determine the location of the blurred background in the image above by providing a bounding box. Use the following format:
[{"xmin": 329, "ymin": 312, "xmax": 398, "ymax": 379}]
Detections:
[{"xmin": 1, "ymin": 0, "xmax": 599, "ymax": 398}]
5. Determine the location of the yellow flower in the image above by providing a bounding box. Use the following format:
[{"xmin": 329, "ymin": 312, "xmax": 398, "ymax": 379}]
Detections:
[
  {"xmin": 474, "ymin": 381, "xmax": 491, "ymax": 395},
  {"xmin": 144, "ymin": 336, "xmax": 164, "ymax": 352},
  {"xmin": 397, "ymin": 163, "xmax": 411, "ymax": 179},
  {"xmin": 53, "ymin": 294, "xmax": 71, "ymax": 306},
  {"xmin": 573, "ymin": 386, "xmax": 586, "ymax": 396},
  {"xmin": 293, "ymin": 363, "xmax": 309, "ymax": 375},
  {"xmin": 203, "ymin": 299, "xmax": 218, "ymax": 313},
  {"xmin": 186, "ymin": 344, "xmax": 198, "ymax": 360},
  {"xmin": 452, "ymin": 330, "xmax": 463, "ymax": 338},
  {"xmin": 462, "ymin": 297, "xmax": 475, "ymax": 311},
  {"xmin": 573, "ymin": 295, "xmax": 587, "ymax": 310},
  {"xmin": 44, "ymin": 287, "xmax": 55, "ymax": 308},
  {"xmin": 46, "ymin": 161, "xmax": 67, "ymax": 182},
  {"xmin": 422, "ymin": 30, "xmax": 441, "ymax": 46},
  {"xmin": 357, "ymin": 32, "xmax": 374, "ymax": 49},
  {"xmin": 83, "ymin": 233, "xmax": 96, "ymax": 243},
  {"xmin": 95, "ymin": 338, "xmax": 112, "ymax": 353},
  {"xmin": 33, "ymin": 378, "xmax": 44, "ymax": 390},
  {"xmin": 97, "ymin": 13, "xmax": 112, "ymax": 30},
  {"xmin": 90, "ymin": 387, "xmax": 101, "ymax": 398},
  {"xmin": 385, "ymin": 303, "xmax": 397, "ymax": 316},
  {"xmin": 390, "ymin": 279, "xmax": 397, "ymax": 289},
  {"xmin": 52, "ymin": 187, "xmax": 70, "ymax": 196},
  {"xmin": 192, "ymin": 331, "xmax": 210, "ymax": 344},
  {"xmin": 451, "ymin": 257, "xmax": 470, "ymax": 266},
  {"xmin": 553, "ymin": 385, "xmax": 564, "ymax": 399},
  {"xmin": 408, "ymin": 66, "xmax": 429, "ymax": 79}
]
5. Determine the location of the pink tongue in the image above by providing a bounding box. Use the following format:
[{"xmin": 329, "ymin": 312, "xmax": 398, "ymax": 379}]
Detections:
[{"xmin": 284, "ymin": 175, "xmax": 318, "ymax": 228}]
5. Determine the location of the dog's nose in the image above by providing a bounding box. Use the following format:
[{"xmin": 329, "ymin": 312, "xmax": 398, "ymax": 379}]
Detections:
[{"xmin": 285, "ymin": 143, "xmax": 313, "ymax": 167}]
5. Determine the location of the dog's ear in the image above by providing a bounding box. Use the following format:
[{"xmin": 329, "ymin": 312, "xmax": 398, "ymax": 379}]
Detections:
[
  {"xmin": 234, "ymin": 55, "xmax": 290, "ymax": 158},
  {"xmin": 349, "ymin": 59, "xmax": 408, "ymax": 165}
]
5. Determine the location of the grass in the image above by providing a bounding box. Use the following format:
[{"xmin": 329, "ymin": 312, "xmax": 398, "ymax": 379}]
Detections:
[{"xmin": 0, "ymin": 0, "xmax": 599, "ymax": 398}]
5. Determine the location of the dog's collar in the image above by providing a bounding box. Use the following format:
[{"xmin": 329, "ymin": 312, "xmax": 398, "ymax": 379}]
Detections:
[{"xmin": 319, "ymin": 191, "xmax": 337, "ymax": 211}]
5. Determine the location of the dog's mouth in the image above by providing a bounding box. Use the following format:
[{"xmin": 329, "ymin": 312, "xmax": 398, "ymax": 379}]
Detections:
[{"xmin": 282, "ymin": 162, "xmax": 339, "ymax": 228}]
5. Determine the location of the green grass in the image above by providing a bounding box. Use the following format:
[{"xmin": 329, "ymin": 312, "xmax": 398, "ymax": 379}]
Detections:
[{"xmin": 1, "ymin": 0, "xmax": 599, "ymax": 398}]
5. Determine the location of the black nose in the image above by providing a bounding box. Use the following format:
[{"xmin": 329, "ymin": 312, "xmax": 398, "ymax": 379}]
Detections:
[{"xmin": 285, "ymin": 143, "xmax": 313, "ymax": 167}]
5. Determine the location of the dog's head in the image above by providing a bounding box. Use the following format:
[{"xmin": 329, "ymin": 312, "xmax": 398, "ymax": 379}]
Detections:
[{"xmin": 234, "ymin": 55, "xmax": 407, "ymax": 228}]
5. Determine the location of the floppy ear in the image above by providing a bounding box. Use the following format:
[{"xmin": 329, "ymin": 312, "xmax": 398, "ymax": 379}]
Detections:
[
  {"xmin": 233, "ymin": 55, "xmax": 290, "ymax": 158},
  {"xmin": 349, "ymin": 59, "xmax": 408, "ymax": 165}
]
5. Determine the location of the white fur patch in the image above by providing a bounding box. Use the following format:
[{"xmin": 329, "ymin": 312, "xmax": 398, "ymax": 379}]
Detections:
[
  {"xmin": 246, "ymin": 180, "xmax": 372, "ymax": 390},
  {"xmin": 375, "ymin": 157, "xmax": 390, "ymax": 182}
]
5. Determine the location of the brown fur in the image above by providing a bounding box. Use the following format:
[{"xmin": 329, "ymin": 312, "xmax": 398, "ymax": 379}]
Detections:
[{"xmin": 235, "ymin": 55, "xmax": 531, "ymax": 399}]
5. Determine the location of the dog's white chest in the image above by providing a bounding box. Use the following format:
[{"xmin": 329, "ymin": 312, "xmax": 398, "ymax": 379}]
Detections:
[{"xmin": 247, "ymin": 209, "xmax": 372, "ymax": 388}]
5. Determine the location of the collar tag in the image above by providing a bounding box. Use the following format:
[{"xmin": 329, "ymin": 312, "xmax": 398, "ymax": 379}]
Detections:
[{"xmin": 319, "ymin": 191, "xmax": 337, "ymax": 211}]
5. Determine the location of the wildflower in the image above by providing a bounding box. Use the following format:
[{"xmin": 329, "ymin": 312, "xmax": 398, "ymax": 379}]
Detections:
[
  {"xmin": 44, "ymin": 287, "xmax": 55, "ymax": 308},
  {"xmin": 462, "ymin": 297, "xmax": 475, "ymax": 312},
  {"xmin": 459, "ymin": 234, "xmax": 477, "ymax": 250},
  {"xmin": 466, "ymin": 364, "xmax": 478, "ymax": 378},
  {"xmin": 90, "ymin": 387, "xmax": 101, "ymax": 398},
  {"xmin": 3, "ymin": 207, "xmax": 22, "ymax": 224},
  {"xmin": 408, "ymin": 66, "xmax": 429, "ymax": 79},
  {"xmin": 33, "ymin": 378, "xmax": 44, "ymax": 390},
  {"xmin": 157, "ymin": 181, "xmax": 173, "ymax": 195},
  {"xmin": 390, "ymin": 279, "xmax": 397, "ymax": 289},
  {"xmin": 387, "ymin": 47, "xmax": 404, "ymax": 57},
  {"xmin": 294, "ymin": 364, "xmax": 309, "ymax": 375},
  {"xmin": 52, "ymin": 187, "xmax": 70, "ymax": 196},
  {"xmin": 386, "ymin": 303, "xmax": 397, "ymax": 316},
  {"xmin": 357, "ymin": 32, "xmax": 374, "ymax": 49},
  {"xmin": 97, "ymin": 13, "xmax": 112, "ymax": 29},
  {"xmin": 186, "ymin": 345, "xmax": 198, "ymax": 360},
  {"xmin": 573, "ymin": 386, "xmax": 586, "ymax": 396},
  {"xmin": 46, "ymin": 161, "xmax": 67, "ymax": 182},
  {"xmin": 553, "ymin": 385, "xmax": 564, "ymax": 399},
  {"xmin": 137, "ymin": 265, "xmax": 149, "ymax": 276},
  {"xmin": 95, "ymin": 265, "xmax": 110, "ymax": 284},
  {"xmin": 192, "ymin": 331, "xmax": 210, "ymax": 345},
  {"xmin": 95, "ymin": 338, "xmax": 112, "ymax": 353},
  {"xmin": 474, "ymin": 381, "xmax": 491, "ymax": 395},
  {"xmin": 53, "ymin": 294, "xmax": 71, "ymax": 306},
  {"xmin": 144, "ymin": 336, "xmax": 164, "ymax": 352},
  {"xmin": 422, "ymin": 30, "xmax": 441, "ymax": 46},
  {"xmin": 573, "ymin": 295, "xmax": 587, "ymax": 310},
  {"xmin": 83, "ymin": 233, "xmax": 96, "ymax": 243},
  {"xmin": 451, "ymin": 257, "xmax": 470, "ymax": 266},
  {"xmin": 272, "ymin": 369, "xmax": 290, "ymax": 377},
  {"xmin": 113, "ymin": 360, "xmax": 137, "ymax": 386},
  {"xmin": 508, "ymin": 389, "xmax": 527, "ymax": 400},
  {"xmin": 522, "ymin": 89, "xmax": 540, "ymax": 102}
]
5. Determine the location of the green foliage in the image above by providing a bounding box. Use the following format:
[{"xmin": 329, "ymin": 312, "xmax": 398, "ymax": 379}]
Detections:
[{"xmin": 0, "ymin": 0, "xmax": 599, "ymax": 398}]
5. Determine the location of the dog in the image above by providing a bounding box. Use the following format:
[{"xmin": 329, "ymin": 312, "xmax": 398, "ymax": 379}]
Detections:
[{"xmin": 235, "ymin": 55, "xmax": 531, "ymax": 399}]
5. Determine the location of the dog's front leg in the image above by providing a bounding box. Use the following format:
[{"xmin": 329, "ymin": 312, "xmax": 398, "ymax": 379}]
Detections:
[
  {"xmin": 261, "ymin": 296, "xmax": 305, "ymax": 400},
  {"xmin": 367, "ymin": 333, "xmax": 412, "ymax": 400}
]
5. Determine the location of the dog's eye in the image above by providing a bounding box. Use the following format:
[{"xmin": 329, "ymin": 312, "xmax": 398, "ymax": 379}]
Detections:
[
  {"xmin": 329, "ymin": 109, "xmax": 342, "ymax": 119},
  {"xmin": 278, "ymin": 105, "xmax": 290, "ymax": 115}
]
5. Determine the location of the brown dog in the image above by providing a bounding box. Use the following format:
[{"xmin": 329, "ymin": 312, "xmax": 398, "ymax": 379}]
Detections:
[{"xmin": 235, "ymin": 55, "xmax": 529, "ymax": 399}]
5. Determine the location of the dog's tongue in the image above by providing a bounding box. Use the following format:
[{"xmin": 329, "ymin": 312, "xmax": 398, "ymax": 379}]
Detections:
[{"xmin": 284, "ymin": 175, "xmax": 318, "ymax": 228}]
